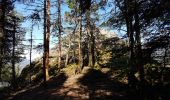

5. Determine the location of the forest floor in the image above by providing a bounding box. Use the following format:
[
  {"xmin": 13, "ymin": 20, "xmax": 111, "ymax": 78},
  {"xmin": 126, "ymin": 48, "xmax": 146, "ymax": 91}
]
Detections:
[{"xmin": 4, "ymin": 67, "xmax": 170, "ymax": 100}]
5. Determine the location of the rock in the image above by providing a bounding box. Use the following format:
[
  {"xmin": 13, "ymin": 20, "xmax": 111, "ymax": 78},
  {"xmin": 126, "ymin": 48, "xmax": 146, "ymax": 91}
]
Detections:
[{"xmin": 101, "ymin": 68, "xmax": 111, "ymax": 74}]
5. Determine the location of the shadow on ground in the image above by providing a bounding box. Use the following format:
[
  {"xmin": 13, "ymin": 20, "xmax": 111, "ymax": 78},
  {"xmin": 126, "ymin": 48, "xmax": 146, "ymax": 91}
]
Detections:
[
  {"xmin": 78, "ymin": 69, "xmax": 128, "ymax": 100},
  {"xmin": 6, "ymin": 68, "xmax": 170, "ymax": 100},
  {"xmin": 78, "ymin": 69, "xmax": 170, "ymax": 100},
  {"xmin": 10, "ymin": 72, "xmax": 68, "ymax": 100}
]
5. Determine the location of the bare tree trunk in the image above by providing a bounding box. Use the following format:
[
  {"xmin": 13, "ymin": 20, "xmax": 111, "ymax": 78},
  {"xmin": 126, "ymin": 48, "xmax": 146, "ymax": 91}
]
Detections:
[
  {"xmin": 43, "ymin": 0, "xmax": 50, "ymax": 84},
  {"xmin": 58, "ymin": 0, "xmax": 62, "ymax": 68}
]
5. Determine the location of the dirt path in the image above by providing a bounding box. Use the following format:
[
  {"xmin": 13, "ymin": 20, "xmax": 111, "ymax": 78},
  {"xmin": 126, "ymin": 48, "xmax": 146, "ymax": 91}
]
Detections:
[{"xmin": 7, "ymin": 67, "xmax": 127, "ymax": 100}]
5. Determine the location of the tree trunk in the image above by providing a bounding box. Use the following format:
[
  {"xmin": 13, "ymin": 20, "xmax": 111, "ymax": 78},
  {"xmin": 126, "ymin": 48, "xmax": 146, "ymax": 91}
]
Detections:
[
  {"xmin": 29, "ymin": 20, "xmax": 33, "ymax": 84},
  {"xmin": 86, "ymin": 9, "xmax": 94, "ymax": 68},
  {"xmin": 0, "ymin": 0, "xmax": 6, "ymax": 81},
  {"xmin": 126, "ymin": 17, "xmax": 136, "ymax": 86},
  {"xmin": 65, "ymin": 33, "xmax": 71, "ymax": 67},
  {"xmin": 78, "ymin": 15, "xmax": 83, "ymax": 70},
  {"xmin": 46, "ymin": 0, "xmax": 50, "ymax": 79},
  {"xmin": 0, "ymin": 58, "xmax": 1, "ymax": 80},
  {"xmin": 65, "ymin": 23, "xmax": 78, "ymax": 66},
  {"xmin": 12, "ymin": 18, "xmax": 16, "ymax": 88},
  {"xmin": 43, "ymin": 0, "xmax": 50, "ymax": 84},
  {"xmin": 0, "ymin": 21, "xmax": 3, "ymax": 81},
  {"xmin": 91, "ymin": 23, "xmax": 95, "ymax": 67},
  {"xmin": 73, "ymin": 27, "xmax": 76, "ymax": 64},
  {"xmin": 58, "ymin": 0, "xmax": 62, "ymax": 68},
  {"xmin": 0, "ymin": 20, "xmax": 2, "ymax": 81},
  {"xmin": 134, "ymin": 5, "xmax": 144, "ymax": 82},
  {"xmin": 160, "ymin": 48, "xmax": 167, "ymax": 83},
  {"xmin": 123, "ymin": 0, "xmax": 137, "ymax": 86}
]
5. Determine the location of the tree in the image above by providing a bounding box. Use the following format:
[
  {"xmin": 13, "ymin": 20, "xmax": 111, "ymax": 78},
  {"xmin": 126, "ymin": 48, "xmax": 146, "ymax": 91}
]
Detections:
[
  {"xmin": 57, "ymin": 0, "xmax": 62, "ymax": 69},
  {"xmin": 65, "ymin": 0, "xmax": 83, "ymax": 72},
  {"xmin": 11, "ymin": 15, "xmax": 17, "ymax": 88},
  {"xmin": 64, "ymin": 31, "xmax": 72, "ymax": 67},
  {"xmin": 0, "ymin": 0, "xmax": 14, "ymax": 81},
  {"xmin": 79, "ymin": 0, "xmax": 96, "ymax": 68},
  {"xmin": 0, "ymin": 1, "xmax": 25, "ymax": 89},
  {"xmin": 78, "ymin": 15, "xmax": 83, "ymax": 70},
  {"xmin": 100, "ymin": 0, "xmax": 170, "ymax": 85},
  {"xmin": 86, "ymin": 8, "xmax": 94, "ymax": 68},
  {"xmin": 43, "ymin": 0, "xmax": 50, "ymax": 84},
  {"xmin": 10, "ymin": 11, "xmax": 25, "ymax": 88},
  {"xmin": 28, "ymin": 10, "xmax": 41, "ymax": 83}
]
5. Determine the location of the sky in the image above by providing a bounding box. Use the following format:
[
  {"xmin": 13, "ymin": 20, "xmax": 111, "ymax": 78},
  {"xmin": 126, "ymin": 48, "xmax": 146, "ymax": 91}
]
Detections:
[
  {"xmin": 15, "ymin": 1, "xmax": 70, "ymax": 61},
  {"xmin": 14, "ymin": 0, "xmax": 125, "ymax": 68}
]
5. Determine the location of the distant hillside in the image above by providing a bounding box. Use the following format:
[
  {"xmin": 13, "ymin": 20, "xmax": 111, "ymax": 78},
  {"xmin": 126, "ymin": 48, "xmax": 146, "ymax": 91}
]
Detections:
[
  {"xmin": 19, "ymin": 59, "xmax": 30, "ymax": 70},
  {"xmin": 100, "ymin": 29, "xmax": 117, "ymax": 38}
]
